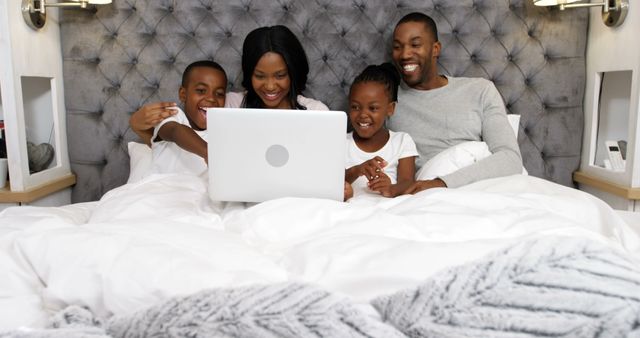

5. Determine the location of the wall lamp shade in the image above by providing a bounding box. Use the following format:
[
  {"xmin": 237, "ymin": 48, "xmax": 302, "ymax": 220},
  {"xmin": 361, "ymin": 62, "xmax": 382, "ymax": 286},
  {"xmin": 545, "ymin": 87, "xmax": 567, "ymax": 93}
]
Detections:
[
  {"xmin": 22, "ymin": 0, "xmax": 112, "ymax": 30},
  {"xmin": 533, "ymin": 0, "xmax": 629, "ymax": 27}
]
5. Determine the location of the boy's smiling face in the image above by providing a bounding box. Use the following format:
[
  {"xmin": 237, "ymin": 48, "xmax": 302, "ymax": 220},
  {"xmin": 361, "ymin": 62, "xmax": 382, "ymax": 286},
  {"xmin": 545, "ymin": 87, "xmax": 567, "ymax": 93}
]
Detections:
[{"xmin": 179, "ymin": 67, "xmax": 227, "ymax": 130}]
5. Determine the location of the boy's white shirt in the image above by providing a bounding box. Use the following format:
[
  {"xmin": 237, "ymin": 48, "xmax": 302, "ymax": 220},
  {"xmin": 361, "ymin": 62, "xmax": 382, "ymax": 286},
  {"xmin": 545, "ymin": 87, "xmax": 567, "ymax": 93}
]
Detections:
[
  {"xmin": 151, "ymin": 107, "xmax": 207, "ymax": 177},
  {"xmin": 346, "ymin": 130, "xmax": 418, "ymax": 195}
]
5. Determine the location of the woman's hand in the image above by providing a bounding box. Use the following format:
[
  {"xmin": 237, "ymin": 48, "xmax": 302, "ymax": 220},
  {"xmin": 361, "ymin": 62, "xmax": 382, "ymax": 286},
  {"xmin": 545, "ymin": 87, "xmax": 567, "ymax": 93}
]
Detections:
[{"xmin": 130, "ymin": 102, "xmax": 178, "ymax": 145}]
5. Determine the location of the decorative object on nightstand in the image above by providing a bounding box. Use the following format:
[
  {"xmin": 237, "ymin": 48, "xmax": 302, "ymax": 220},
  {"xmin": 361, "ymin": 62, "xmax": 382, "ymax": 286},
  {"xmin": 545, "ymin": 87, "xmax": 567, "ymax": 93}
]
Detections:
[{"xmin": 27, "ymin": 141, "xmax": 54, "ymax": 173}]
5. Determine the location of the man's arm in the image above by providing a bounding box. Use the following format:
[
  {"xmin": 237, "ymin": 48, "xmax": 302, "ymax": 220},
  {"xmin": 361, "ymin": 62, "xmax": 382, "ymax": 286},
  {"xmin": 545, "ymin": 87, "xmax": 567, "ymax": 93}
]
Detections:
[
  {"xmin": 439, "ymin": 82, "xmax": 522, "ymax": 188},
  {"xmin": 157, "ymin": 122, "xmax": 207, "ymax": 162},
  {"xmin": 404, "ymin": 177, "xmax": 447, "ymax": 194}
]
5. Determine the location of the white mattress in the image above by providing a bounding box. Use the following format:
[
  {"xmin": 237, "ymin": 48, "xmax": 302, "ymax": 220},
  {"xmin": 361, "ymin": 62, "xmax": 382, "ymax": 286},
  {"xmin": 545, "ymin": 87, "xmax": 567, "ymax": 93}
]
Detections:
[
  {"xmin": 1, "ymin": 174, "xmax": 638, "ymax": 330},
  {"xmin": 616, "ymin": 210, "xmax": 640, "ymax": 235}
]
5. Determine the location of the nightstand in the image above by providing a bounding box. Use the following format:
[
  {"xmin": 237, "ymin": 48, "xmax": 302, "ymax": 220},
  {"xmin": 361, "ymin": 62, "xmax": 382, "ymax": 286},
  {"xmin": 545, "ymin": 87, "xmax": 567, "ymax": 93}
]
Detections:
[
  {"xmin": 574, "ymin": 171, "xmax": 640, "ymax": 211},
  {"xmin": 0, "ymin": 173, "xmax": 75, "ymax": 211}
]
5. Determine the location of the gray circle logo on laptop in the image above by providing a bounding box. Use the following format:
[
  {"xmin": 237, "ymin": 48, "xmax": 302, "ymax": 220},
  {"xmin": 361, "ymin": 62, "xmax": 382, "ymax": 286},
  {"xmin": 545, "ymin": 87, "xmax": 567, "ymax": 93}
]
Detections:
[{"xmin": 265, "ymin": 144, "xmax": 289, "ymax": 167}]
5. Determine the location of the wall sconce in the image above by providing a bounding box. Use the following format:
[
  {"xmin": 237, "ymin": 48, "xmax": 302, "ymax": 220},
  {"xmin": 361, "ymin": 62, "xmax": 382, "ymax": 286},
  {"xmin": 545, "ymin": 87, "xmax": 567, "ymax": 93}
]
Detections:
[
  {"xmin": 534, "ymin": 0, "xmax": 629, "ymax": 27},
  {"xmin": 22, "ymin": 0, "xmax": 112, "ymax": 30}
]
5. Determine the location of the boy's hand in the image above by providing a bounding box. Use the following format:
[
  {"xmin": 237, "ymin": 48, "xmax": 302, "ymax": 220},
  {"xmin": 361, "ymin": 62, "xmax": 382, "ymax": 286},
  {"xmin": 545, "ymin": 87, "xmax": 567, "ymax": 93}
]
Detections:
[
  {"xmin": 367, "ymin": 172, "xmax": 394, "ymax": 197},
  {"xmin": 130, "ymin": 102, "xmax": 178, "ymax": 132},
  {"xmin": 357, "ymin": 156, "xmax": 387, "ymax": 182}
]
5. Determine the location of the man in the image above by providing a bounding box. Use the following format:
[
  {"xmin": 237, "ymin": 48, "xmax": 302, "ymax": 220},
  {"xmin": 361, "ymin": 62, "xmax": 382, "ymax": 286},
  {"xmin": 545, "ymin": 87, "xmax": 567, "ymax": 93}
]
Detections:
[{"xmin": 388, "ymin": 12, "xmax": 523, "ymax": 194}]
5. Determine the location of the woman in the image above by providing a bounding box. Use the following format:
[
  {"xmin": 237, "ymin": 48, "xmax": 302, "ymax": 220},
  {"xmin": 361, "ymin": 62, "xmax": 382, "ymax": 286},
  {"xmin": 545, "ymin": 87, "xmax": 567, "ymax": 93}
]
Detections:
[{"xmin": 130, "ymin": 25, "xmax": 327, "ymax": 145}]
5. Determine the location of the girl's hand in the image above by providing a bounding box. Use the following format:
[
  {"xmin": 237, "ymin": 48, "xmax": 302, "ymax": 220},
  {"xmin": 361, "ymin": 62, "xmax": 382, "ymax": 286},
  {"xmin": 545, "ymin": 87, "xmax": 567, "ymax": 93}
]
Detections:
[
  {"xmin": 344, "ymin": 181, "xmax": 354, "ymax": 201},
  {"xmin": 357, "ymin": 156, "xmax": 387, "ymax": 182},
  {"xmin": 368, "ymin": 172, "xmax": 394, "ymax": 197}
]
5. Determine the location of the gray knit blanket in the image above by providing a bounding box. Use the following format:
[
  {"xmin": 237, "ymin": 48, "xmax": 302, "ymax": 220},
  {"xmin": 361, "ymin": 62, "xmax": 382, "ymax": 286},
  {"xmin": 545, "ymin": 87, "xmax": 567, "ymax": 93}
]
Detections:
[{"xmin": 3, "ymin": 237, "xmax": 640, "ymax": 338}]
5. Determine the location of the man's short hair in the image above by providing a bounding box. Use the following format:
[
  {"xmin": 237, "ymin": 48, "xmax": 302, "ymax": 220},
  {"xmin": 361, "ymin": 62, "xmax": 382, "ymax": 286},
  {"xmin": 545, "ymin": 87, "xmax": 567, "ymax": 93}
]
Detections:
[{"xmin": 396, "ymin": 12, "xmax": 439, "ymax": 42}]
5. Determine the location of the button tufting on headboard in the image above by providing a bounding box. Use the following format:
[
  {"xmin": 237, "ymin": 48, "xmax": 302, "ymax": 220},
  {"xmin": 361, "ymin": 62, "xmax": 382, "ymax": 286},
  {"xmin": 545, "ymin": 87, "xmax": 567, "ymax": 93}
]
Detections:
[{"xmin": 60, "ymin": 0, "xmax": 587, "ymax": 202}]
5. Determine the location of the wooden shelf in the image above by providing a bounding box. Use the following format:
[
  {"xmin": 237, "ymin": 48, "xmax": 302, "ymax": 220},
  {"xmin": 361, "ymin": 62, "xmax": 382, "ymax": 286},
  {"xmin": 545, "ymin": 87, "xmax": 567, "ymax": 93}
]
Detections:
[
  {"xmin": 573, "ymin": 171, "xmax": 640, "ymax": 200},
  {"xmin": 0, "ymin": 173, "xmax": 76, "ymax": 203}
]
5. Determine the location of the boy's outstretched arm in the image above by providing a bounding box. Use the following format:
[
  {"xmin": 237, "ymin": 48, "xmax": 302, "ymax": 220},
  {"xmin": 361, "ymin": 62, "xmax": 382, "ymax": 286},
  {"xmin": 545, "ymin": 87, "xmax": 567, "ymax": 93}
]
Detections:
[
  {"xmin": 130, "ymin": 102, "xmax": 178, "ymax": 146},
  {"xmin": 157, "ymin": 122, "xmax": 207, "ymax": 163}
]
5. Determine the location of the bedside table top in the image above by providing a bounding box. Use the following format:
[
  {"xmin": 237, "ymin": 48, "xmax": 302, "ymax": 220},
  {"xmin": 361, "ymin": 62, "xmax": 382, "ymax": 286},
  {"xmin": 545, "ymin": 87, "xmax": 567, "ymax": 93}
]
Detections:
[
  {"xmin": 574, "ymin": 171, "xmax": 640, "ymax": 200},
  {"xmin": 0, "ymin": 173, "xmax": 76, "ymax": 203}
]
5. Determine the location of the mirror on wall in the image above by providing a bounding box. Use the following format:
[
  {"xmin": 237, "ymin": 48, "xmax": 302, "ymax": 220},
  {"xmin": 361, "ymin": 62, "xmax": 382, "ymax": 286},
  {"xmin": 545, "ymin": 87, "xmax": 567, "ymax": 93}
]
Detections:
[
  {"xmin": 20, "ymin": 76, "xmax": 58, "ymax": 175},
  {"xmin": 593, "ymin": 70, "xmax": 632, "ymax": 172}
]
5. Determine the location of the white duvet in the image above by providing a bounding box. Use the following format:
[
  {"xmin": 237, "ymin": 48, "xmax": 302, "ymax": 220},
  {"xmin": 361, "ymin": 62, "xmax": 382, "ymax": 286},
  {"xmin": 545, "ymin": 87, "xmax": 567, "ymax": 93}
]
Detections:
[{"xmin": 1, "ymin": 174, "xmax": 638, "ymax": 330}]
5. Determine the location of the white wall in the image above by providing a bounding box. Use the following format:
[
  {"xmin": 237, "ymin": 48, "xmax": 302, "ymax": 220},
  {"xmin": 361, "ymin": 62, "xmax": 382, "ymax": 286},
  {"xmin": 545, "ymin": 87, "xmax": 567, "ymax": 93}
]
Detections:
[{"xmin": 582, "ymin": 2, "xmax": 640, "ymax": 187}]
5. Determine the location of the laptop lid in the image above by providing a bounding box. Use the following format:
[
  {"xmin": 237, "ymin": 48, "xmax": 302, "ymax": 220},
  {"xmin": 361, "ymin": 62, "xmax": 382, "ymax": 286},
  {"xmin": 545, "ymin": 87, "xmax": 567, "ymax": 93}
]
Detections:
[{"xmin": 207, "ymin": 108, "xmax": 347, "ymax": 202}]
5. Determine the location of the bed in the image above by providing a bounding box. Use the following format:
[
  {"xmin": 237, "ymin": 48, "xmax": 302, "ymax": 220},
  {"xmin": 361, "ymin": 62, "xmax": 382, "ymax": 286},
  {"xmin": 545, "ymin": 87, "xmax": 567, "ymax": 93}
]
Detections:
[{"xmin": 2, "ymin": 1, "xmax": 640, "ymax": 337}]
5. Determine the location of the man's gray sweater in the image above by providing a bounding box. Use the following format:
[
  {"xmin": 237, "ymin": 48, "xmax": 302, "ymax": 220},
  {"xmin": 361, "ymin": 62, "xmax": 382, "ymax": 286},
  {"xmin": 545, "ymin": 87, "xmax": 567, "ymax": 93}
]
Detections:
[{"xmin": 388, "ymin": 76, "xmax": 523, "ymax": 188}]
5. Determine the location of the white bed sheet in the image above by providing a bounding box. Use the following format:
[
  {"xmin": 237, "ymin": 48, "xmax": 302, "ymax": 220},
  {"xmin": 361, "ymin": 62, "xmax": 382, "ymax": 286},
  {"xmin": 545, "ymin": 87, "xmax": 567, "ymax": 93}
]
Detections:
[{"xmin": 1, "ymin": 174, "xmax": 638, "ymax": 330}]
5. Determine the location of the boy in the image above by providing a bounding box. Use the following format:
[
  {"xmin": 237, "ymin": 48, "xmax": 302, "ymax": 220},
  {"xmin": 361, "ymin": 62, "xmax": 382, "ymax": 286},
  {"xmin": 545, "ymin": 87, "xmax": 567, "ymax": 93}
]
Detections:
[{"xmin": 150, "ymin": 60, "xmax": 227, "ymax": 176}]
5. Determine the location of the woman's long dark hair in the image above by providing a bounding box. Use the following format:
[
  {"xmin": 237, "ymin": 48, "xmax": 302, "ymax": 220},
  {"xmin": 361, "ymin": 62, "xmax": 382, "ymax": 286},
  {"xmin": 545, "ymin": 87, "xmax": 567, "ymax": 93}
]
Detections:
[{"xmin": 241, "ymin": 25, "xmax": 309, "ymax": 109}]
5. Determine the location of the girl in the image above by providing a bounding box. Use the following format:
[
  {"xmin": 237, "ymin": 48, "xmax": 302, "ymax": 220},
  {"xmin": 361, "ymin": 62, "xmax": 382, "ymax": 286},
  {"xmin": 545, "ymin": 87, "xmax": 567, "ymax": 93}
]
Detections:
[
  {"xmin": 130, "ymin": 25, "xmax": 327, "ymax": 145},
  {"xmin": 344, "ymin": 63, "xmax": 418, "ymax": 199}
]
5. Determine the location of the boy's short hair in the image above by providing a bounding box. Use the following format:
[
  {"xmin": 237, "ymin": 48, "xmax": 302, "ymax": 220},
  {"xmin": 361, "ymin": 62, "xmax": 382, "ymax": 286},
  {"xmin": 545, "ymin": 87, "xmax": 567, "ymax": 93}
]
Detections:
[{"xmin": 181, "ymin": 60, "xmax": 227, "ymax": 87}]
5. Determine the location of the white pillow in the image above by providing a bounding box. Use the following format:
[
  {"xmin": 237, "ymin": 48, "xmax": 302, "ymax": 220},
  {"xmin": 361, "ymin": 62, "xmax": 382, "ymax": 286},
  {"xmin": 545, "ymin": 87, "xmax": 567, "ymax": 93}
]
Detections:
[
  {"xmin": 507, "ymin": 114, "xmax": 520, "ymax": 138},
  {"xmin": 416, "ymin": 114, "xmax": 526, "ymax": 181},
  {"xmin": 416, "ymin": 141, "xmax": 492, "ymax": 180},
  {"xmin": 127, "ymin": 142, "xmax": 152, "ymax": 183}
]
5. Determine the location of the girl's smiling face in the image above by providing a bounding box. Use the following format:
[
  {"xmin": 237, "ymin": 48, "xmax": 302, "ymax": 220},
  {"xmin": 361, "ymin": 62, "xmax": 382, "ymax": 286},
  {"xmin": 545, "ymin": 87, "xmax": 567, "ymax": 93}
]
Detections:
[
  {"xmin": 251, "ymin": 52, "xmax": 292, "ymax": 109},
  {"xmin": 349, "ymin": 81, "xmax": 395, "ymax": 140}
]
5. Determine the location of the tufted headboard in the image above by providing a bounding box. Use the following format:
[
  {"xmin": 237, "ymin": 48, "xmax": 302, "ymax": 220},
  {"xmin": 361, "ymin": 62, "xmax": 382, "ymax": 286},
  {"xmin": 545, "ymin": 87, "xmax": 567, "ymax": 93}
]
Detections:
[{"xmin": 60, "ymin": 0, "xmax": 587, "ymax": 202}]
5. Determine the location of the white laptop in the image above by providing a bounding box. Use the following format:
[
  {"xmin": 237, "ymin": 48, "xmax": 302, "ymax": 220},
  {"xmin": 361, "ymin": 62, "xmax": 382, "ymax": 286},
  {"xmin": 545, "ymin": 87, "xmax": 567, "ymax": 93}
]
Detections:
[{"xmin": 207, "ymin": 108, "xmax": 347, "ymax": 202}]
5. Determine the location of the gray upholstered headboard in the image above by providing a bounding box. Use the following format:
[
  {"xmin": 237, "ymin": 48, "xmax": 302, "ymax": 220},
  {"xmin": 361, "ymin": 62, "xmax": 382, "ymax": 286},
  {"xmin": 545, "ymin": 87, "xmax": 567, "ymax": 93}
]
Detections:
[{"xmin": 60, "ymin": 0, "xmax": 587, "ymax": 202}]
